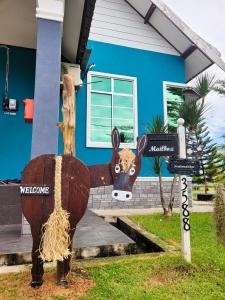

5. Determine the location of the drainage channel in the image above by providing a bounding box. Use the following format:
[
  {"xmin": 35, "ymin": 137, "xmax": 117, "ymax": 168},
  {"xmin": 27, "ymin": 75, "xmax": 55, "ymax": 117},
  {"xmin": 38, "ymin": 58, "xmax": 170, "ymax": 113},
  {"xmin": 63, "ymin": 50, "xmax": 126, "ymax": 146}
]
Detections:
[
  {"xmin": 102, "ymin": 216, "xmax": 165, "ymax": 255},
  {"xmin": 0, "ymin": 213, "xmax": 168, "ymax": 266}
]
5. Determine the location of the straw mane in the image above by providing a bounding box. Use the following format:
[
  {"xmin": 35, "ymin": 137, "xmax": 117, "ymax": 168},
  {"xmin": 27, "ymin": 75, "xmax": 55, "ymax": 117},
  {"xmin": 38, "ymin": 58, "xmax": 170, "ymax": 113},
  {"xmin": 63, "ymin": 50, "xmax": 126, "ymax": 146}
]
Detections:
[{"xmin": 119, "ymin": 149, "xmax": 135, "ymax": 172}]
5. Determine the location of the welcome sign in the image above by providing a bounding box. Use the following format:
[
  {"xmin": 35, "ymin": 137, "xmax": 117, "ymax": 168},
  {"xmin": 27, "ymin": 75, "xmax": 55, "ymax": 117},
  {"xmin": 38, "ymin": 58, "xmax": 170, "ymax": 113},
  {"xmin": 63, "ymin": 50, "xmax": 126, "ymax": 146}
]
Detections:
[
  {"xmin": 143, "ymin": 133, "xmax": 179, "ymax": 157},
  {"xmin": 20, "ymin": 185, "xmax": 51, "ymax": 196}
]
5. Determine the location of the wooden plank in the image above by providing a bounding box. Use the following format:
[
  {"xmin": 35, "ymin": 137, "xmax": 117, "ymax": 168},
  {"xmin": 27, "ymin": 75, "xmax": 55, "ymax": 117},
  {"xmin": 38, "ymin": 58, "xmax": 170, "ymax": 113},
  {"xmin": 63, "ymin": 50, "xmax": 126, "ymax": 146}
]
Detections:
[
  {"xmin": 181, "ymin": 45, "xmax": 197, "ymax": 59},
  {"xmin": 144, "ymin": 4, "xmax": 156, "ymax": 24},
  {"xmin": 89, "ymin": 33, "xmax": 178, "ymax": 55},
  {"xmin": 91, "ymin": 21, "xmax": 168, "ymax": 42},
  {"xmin": 21, "ymin": 155, "xmax": 91, "ymax": 230}
]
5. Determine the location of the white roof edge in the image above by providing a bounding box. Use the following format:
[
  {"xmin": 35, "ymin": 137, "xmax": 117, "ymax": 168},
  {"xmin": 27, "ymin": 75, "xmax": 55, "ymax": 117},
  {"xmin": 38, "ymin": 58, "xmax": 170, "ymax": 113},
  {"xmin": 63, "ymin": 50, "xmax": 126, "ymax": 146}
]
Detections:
[{"xmin": 150, "ymin": 0, "xmax": 225, "ymax": 72}]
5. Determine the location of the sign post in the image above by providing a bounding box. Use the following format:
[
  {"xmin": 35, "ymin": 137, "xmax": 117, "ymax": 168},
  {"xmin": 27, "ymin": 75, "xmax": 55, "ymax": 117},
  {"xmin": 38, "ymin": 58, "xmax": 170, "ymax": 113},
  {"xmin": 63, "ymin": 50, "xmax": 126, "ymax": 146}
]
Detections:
[{"xmin": 177, "ymin": 118, "xmax": 191, "ymax": 263}]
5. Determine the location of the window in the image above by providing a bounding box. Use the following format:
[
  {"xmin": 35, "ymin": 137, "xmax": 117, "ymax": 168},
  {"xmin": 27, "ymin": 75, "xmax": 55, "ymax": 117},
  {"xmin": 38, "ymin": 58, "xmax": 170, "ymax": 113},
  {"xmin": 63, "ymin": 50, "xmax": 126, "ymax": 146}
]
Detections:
[
  {"xmin": 163, "ymin": 82, "xmax": 186, "ymax": 132},
  {"xmin": 87, "ymin": 72, "xmax": 137, "ymax": 148}
]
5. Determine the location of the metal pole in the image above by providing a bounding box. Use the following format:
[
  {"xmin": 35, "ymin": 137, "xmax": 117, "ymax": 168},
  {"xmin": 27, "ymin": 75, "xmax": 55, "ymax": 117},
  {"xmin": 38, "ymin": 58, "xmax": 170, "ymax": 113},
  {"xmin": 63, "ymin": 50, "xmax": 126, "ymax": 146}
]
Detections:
[{"xmin": 177, "ymin": 118, "xmax": 191, "ymax": 263}]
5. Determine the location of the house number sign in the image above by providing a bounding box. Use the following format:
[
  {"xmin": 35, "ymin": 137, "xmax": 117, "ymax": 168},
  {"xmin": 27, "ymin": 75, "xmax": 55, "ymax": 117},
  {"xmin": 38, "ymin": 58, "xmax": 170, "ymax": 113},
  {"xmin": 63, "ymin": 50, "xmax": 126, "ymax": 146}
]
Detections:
[
  {"xmin": 20, "ymin": 185, "xmax": 51, "ymax": 196},
  {"xmin": 181, "ymin": 177, "xmax": 190, "ymax": 231},
  {"xmin": 143, "ymin": 133, "xmax": 179, "ymax": 157}
]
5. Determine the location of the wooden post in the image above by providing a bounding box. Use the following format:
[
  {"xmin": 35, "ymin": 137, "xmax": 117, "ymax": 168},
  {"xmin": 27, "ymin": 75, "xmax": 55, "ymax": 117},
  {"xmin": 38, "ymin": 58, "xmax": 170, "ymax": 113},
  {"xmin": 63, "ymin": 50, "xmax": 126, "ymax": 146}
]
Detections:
[
  {"xmin": 177, "ymin": 118, "xmax": 191, "ymax": 263},
  {"xmin": 58, "ymin": 75, "xmax": 76, "ymax": 156}
]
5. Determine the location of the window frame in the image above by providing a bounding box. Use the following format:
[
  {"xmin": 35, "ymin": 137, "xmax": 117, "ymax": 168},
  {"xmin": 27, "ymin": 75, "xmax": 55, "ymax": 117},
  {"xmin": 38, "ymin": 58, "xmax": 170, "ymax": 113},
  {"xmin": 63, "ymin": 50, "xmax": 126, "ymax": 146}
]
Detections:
[
  {"xmin": 163, "ymin": 81, "xmax": 187, "ymax": 126},
  {"xmin": 87, "ymin": 71, "xmax": 138, "ymax": 149}
]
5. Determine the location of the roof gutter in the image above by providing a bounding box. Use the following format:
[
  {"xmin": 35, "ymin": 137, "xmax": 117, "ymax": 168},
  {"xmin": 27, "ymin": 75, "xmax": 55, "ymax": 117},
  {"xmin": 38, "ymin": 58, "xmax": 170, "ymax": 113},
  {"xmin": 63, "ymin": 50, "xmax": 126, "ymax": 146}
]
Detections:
[{"xmin": 76, "ymin": 0, "xmax": 96, "ymax": 66}]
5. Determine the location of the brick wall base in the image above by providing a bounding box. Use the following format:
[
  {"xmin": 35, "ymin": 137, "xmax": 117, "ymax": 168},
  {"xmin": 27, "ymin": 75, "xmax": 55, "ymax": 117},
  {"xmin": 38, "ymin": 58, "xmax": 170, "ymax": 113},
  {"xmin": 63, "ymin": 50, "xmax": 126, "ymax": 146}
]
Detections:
[
  {"xmin": 88, "ymin": 178, "xmax": 192, "ymax": 209},
  {"xmin": 0, "ymin": 185, "xmax": 22, "ymax": 225},
  {"xmin": 22, "ymin": 178, "xmax": 192, "ymax": 235}
]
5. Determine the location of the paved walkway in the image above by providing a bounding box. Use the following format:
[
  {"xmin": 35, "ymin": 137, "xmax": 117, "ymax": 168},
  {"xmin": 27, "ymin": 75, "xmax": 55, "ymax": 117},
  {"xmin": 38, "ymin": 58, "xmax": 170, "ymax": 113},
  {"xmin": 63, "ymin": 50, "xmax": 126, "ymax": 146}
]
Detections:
[
  {"xmin": 0, "ymin": 201, "xmax": 213, "ymax": 273},
  {"xmin": 0, "ymin": 210, "xmax": 135, "ymax": 265},
  {"xmin": 92, "ymin": 201, "xmax": 214, "ymax": 217}
]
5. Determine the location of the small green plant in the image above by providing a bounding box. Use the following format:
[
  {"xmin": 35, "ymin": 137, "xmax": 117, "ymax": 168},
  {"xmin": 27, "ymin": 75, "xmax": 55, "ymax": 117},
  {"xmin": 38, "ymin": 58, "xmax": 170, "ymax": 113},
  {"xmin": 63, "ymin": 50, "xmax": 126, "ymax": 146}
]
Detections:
[{"xmin": 145, "ymin": 116, "xmax": 174, "ymax": 217}]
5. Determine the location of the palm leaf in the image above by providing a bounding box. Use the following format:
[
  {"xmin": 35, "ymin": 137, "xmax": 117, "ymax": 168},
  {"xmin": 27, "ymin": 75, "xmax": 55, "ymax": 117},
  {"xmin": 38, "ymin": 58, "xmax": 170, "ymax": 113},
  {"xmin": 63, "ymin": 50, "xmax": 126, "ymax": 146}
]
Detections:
[
  {"xmin": 179, "ymin": 98, "xmax": 205, "ymax": 132},
  {"xmin": 145, "ymin": 116, "xmax": 167, "ymax": 134},
  {"xmin": 193, "ymin": 72, "xmax": 216, "ymax": 100}
]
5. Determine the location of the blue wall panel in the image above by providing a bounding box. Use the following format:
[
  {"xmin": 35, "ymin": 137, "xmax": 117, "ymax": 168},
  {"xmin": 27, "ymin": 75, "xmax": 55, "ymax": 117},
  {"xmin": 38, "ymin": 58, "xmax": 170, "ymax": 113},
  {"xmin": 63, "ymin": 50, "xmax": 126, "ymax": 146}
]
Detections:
[
  {"xmin": 0, "ymin": 47, "xmax": 35, "ymax": 179},
  {"xmin": 0, "ymin": 41, "xmax": 184, "ymax": 179},
  {"xmin": 60, "ymin": 40, "xmax": 185, "ymax": 177}
]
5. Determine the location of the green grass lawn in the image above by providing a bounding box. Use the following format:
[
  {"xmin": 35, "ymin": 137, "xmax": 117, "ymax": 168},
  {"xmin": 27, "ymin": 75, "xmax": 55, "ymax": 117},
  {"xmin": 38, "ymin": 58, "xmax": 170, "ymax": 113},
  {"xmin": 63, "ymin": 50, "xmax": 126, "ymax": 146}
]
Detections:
[
  {"xmin": 78, "ymin": 213, "xmax": 225, "ymax": 300},
  {"xmin": 0, "ymin": 213, "xmax": 224, "ymax": 300}
]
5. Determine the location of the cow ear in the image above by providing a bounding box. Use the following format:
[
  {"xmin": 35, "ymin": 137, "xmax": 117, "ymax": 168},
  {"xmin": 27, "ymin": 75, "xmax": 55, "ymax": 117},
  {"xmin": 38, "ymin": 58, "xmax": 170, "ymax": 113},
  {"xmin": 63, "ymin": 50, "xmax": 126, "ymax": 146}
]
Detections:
[
  {"xmin": 137, "ymin": 135, "xmax": 147, "ymax": 156},
  {"xmin": 112, "ymin": 127, "xmax": 120, "ymax": 150}
]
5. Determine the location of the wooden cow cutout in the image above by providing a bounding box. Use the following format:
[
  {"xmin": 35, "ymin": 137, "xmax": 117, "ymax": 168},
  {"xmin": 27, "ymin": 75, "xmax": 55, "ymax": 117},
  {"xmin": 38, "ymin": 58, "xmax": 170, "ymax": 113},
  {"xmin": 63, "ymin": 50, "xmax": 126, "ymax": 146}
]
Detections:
[{"xmin": 21, "ymin": 128, "xmax": 147, "ymax": 288}]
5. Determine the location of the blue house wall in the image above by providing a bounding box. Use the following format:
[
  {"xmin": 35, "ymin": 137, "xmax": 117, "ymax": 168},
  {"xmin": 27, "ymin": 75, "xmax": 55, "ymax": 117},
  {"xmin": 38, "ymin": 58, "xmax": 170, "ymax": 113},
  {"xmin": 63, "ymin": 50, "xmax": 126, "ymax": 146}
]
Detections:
[
  {"xmin": 60, "ymin": 40, "xmax": 185, "ymax": 176},
  {"xmin": 0, "ymin": 47, "xmax": 35, "ymax": 179},
  {"xmin": 0, "ymin": 41, "xmax": 184, "ymax": 179}
]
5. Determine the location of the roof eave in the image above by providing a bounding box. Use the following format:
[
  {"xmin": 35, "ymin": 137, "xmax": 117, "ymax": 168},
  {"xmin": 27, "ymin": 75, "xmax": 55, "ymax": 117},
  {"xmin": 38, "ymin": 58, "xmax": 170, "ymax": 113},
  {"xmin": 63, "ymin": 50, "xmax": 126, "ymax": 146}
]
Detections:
[
  {"xmin": 62, "ymin": 0, "xmax": 96, "ymax": 64},
  {"xmin": 126, "ymin": 0, "xmax": 225, "ymax": 81},
  {"xmin": 150, "ymin": 0, "xmax": 225, "ymax": 76}
]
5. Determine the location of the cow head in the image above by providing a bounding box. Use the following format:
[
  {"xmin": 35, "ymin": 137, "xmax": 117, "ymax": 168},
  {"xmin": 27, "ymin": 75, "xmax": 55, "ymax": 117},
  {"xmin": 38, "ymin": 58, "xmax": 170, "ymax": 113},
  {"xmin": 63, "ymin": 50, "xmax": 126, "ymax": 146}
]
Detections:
[{"xmin": 110, "ymin": 128, "xmax": 147, "ymax": 201}]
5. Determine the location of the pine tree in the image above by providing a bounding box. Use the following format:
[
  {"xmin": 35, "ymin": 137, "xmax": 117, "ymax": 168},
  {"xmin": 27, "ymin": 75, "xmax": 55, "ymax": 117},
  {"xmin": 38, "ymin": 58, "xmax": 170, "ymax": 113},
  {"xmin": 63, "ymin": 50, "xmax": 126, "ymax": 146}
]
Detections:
[
  {"xmin": 215, "ymin": 135, "xmax": 225, "ymax": 184},
  {"xmin": 213, "ymin": 80, "xmax": 225, "ymax": 96},
  {"xmin": 189, "ymin": 121, "xmax": 224, "ymax": 192}
]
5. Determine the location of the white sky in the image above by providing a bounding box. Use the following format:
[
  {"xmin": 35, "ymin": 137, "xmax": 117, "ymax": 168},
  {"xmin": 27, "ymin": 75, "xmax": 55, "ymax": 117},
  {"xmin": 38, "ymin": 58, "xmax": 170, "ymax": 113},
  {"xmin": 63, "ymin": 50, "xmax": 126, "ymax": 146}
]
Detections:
[{"xmin": 163, "ymin": 0, "xmax": 225, "ymax": 143}]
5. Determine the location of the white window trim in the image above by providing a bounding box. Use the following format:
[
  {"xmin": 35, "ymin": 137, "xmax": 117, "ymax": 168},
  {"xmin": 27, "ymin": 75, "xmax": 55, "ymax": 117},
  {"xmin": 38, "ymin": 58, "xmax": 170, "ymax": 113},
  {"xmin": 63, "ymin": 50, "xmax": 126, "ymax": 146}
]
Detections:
[
  {"xmin": 136, "ymin": 176, "xmax": 192, "ymax": 182},
  {"xmin": 163, "ymin": 81, "xmax": 186, "ymax": 125},
  {"xmin": 87, "ymin": 71, "xmax": 138, "ymax": 149}
]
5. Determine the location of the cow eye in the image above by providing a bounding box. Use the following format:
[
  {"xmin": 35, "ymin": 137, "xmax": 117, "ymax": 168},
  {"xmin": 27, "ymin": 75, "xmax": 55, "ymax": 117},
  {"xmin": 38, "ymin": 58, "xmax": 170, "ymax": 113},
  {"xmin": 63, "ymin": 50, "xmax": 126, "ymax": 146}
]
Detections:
[
  {"xmin": 129, "ymin": 167, "xmax": 135, "ymax": 176},
  {"xmin": 115, "ymin": 164, "xmax": 121, "ymax": 174}
]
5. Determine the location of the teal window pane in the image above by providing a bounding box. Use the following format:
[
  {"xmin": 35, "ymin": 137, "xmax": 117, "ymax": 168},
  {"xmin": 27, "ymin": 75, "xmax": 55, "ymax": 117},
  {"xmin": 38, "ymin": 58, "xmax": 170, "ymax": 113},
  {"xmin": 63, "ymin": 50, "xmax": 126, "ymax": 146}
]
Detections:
[
  {"xmin": 91, "ymin": 117, "xmax": 111, "ymax": 131},
  {"xmin": 113, "ymin": 107, "xmax": 133, "ymax": 119},
  {"xmin": 113, "ymin": 118, "xmax": 134, "ymax": 132},
  {"xmin": 90, "ymin": 130, "xmax": 111, "ymax": 143},
  {"xmin": 118, "ymin": 130, "xmax": 134, "ymax": 143},
  {"xmin": 91, "ymin": 76, "xmax": 111, "ymax": 92},
  {"xmin": 91, "ymin": 93, "xmax": 112, "ymax": 106},
  {"xmin": 166, "ymin": 86, "xmax": 184, "ymax": 131},
  {"xmin": 114, "ymin": 79, "xmax": 133, "ymax": 94},
  {"xmin": 91, "ymin": 105, "xmax": 111, "ymax": 118},
  {"xmin": 114, "ymin": 95, "xmax": 133, "ymax": 108}
]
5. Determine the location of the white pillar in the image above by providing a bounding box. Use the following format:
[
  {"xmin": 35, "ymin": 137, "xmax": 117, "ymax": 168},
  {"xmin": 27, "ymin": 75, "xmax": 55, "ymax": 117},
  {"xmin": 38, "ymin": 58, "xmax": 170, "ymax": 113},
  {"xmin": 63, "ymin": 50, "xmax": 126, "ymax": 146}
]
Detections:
[{"xmin": 177, "ymin": 118, "xmax": 191, "ymax": 263}]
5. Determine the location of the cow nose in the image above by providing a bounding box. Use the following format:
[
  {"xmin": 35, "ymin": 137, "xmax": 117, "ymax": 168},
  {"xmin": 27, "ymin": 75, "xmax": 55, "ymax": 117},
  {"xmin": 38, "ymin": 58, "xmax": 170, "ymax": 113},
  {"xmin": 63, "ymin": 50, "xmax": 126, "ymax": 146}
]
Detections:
[{"xmin": 112, "ymin": 190, "xmax": 132, "ymax": 201}]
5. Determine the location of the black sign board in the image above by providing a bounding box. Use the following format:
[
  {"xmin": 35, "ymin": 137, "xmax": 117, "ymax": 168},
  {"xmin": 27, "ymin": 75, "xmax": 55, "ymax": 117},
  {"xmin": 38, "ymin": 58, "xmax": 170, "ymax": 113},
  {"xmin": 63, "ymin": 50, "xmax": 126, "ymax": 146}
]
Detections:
[
  {"xmin": 20, "ymin": 185, "xmax": 51, "ymax": 196},
  {"xmin": 167, "ymin": 158, "xmax": 200, "ymax": 175},
  {"xmin": 143, "ymin": 133, "xmax": 179, "ymax": 157}
]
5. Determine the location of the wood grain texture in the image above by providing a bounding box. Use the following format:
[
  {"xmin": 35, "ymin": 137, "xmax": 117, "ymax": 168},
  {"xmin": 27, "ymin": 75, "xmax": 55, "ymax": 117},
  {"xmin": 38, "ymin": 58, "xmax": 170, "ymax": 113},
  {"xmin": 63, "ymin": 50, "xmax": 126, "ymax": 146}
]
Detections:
[
  {"xmin": 21, "ymin": 154, "xmax": 91, "ymax": 284},
  {"xmin": 58, "ymin": 75, "xmax": 76, "ymax": 156},
  {"xmin": 21, "ymin": 155, "xmax": 90, "ymax": 229}
]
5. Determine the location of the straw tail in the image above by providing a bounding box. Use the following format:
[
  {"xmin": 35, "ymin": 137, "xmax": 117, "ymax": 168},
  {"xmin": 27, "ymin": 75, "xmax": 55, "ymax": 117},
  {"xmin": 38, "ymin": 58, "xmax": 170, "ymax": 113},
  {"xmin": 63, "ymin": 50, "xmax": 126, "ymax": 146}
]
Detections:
[{"xmin": 39, "ymin": 156, "xmax": 71, "ymax": 262}]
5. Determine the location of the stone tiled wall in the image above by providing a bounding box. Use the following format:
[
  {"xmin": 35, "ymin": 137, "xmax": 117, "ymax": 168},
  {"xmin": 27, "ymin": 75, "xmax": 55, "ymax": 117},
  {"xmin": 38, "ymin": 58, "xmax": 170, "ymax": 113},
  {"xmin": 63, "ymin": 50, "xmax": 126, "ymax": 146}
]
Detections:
[
  {"xmin": 0, "ymin": 185, "xmax": 22, "ymax": 225},
  {"xmin": 22, "ymin": 178, "xmax": 192, "ymax": 235},
  {"xmin": 88, "ymin": 179, "xmax": 192, "ymax": 209}
]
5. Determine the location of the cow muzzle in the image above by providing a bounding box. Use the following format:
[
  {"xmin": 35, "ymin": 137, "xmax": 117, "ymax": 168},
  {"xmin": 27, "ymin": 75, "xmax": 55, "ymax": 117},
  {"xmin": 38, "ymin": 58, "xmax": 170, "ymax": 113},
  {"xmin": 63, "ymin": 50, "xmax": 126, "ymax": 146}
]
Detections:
[{"xmin": 112, "ymin": 190, "xmax": 132, "ymax": 201}]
